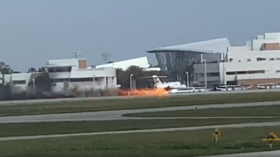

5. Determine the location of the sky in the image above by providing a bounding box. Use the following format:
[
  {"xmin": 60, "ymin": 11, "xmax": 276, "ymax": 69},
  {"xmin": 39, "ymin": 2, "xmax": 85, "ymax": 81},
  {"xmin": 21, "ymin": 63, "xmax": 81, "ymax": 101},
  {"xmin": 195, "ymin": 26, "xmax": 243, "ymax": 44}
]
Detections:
[{"xmin": 1, "ymin": 0, "xmax": 280, "ymax": 72}]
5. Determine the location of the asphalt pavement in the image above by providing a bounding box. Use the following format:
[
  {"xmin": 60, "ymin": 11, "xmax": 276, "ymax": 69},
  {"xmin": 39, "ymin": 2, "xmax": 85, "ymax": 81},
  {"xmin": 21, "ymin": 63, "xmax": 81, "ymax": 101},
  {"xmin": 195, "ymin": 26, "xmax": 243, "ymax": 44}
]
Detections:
[{"xmin": 0, "ymin": 101, "xmax": 279, "ymax": 123}]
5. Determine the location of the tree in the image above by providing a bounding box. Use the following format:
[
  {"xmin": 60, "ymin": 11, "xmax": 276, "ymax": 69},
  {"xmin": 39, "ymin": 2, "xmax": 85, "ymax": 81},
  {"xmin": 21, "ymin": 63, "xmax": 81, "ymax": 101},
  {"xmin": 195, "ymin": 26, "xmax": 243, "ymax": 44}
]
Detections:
[
  {"xmin": 28, "ymin": 67, "xmax": 37, "ymax": 73},
  {"xmin": 116, "ymin": 68, "xmax": 126, "ymax": 86},
  {"xmin": 0, "ymin": 65, "xmax": 13, "ymax": 74},
  {"xmin": 125, "ymin": 66, "xmax": 144, "ymax": 78},
  {"xmin": 38, "ymin": 67, "xmax": 47, "ymax": 72},
  {"xmin": 115, "ymin": 66, "xmax": 146, "ymax": 89},
  {"xmin": 185, "ymin": 63, "xmax": 195, "ymax": 85},
  {"xmin": 125, "ymin": 66, "xmax": 146, "ymax": 88}
]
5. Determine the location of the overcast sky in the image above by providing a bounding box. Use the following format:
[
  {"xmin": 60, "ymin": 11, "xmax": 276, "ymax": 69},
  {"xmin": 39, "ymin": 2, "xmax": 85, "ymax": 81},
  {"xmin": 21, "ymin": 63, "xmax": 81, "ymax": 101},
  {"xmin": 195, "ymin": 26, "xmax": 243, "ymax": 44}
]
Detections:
[{"xmin": 1, "ymin": 0, "xmax": 280, "ymax": 72}]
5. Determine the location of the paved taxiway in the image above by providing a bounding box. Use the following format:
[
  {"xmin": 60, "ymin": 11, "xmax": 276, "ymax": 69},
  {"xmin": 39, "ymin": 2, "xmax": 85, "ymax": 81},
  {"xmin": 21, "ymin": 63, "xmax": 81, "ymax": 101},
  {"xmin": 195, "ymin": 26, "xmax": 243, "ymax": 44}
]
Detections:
[
  {"xmin": 0, "ymin": 101, "xmax": 279, "ymax": 123},
  {"xmin": 0, "ymin": 88, "xmax": 280, "ymax": 105}
]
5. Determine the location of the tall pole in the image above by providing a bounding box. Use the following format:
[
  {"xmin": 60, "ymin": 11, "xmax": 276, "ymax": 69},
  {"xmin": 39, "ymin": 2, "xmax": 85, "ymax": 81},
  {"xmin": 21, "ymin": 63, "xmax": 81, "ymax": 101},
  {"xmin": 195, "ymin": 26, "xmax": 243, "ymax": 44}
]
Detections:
[
  {"xmin": 130, "ymin": 74, "xmax": 133, "ymax": 89},
  {"xmin": 75, "ymin": 51, "xmax": 81, "ymax": 58},
  {"xmin": 92, "ymin": 75, "xmax": 96, "ymax": 88},
  {"xmin": 202, "ymin": 59, "xmax": 207, "ymax": 88},
  {"xmin": 185, "ymin": 72, "xmax": 189, "ymax": 87},
  {"xmin": 32, "ymin": 79, "xmax": 36, "ymax": 92}
]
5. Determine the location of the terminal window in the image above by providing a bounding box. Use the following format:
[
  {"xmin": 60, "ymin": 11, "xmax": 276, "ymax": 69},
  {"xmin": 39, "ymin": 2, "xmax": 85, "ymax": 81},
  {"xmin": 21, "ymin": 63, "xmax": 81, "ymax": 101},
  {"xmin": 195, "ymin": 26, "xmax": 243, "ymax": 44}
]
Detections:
[{"xmin": 226, "ymin": 70, "xmax": 265, "ymax": 75}]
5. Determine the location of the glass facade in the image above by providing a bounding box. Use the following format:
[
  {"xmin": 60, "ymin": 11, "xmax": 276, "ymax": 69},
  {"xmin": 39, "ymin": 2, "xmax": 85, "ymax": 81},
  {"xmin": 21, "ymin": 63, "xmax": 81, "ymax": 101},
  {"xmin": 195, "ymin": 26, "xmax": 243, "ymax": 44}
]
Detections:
[{"xmin": 154, "ymin": 51, "xmax": 222, "ymax": 74}]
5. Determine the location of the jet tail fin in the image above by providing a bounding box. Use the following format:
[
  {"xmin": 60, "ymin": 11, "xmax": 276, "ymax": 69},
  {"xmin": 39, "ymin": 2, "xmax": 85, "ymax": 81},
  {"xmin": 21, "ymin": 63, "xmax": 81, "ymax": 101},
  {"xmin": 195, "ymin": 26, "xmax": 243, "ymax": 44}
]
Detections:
[{"xmin": 152, "ymin": 75, "xmax": 163, "ymax": 87}]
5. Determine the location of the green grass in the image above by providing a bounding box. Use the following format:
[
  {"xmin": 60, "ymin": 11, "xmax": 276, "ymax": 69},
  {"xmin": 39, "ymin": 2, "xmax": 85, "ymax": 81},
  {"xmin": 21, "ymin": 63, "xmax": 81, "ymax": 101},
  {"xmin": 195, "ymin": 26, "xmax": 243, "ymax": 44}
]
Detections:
[
  {"xmin": 0, "ymin": 118, "xmax": 279, "ymax": 137},
  {"xmin": 124, "ymin": 105, "xmax": 280, "ymax": 117},
  {"xmin": 1, "ymin": 92, "xmax": 280, "ymax": 116},
  {"xmin": 1, "ymin": 126, "xmax": 280, "ymax": 157}
]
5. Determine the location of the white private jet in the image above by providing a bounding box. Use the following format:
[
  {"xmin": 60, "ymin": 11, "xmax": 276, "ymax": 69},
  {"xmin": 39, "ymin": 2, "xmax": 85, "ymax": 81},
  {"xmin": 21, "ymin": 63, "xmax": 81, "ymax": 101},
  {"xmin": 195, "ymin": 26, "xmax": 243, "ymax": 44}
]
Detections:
[
  {"xmin": 139, "ymin": 75, "xmax": 207, "ymax": 93},
  {"xmin": 152, "ymin": 75, "xmax": 208, "ymax": 93},
  {"xmin": 152, "ymin": 75, "xmax": 187, "ymax": 90}
]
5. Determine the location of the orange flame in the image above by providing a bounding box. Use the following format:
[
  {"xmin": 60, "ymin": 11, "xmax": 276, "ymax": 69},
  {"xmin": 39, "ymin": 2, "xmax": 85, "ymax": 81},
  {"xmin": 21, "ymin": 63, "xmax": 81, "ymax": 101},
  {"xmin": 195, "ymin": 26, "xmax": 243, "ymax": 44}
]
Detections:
[{"xmin": 118, "ymin": 88, "xmax": 169, "ymax": 97}]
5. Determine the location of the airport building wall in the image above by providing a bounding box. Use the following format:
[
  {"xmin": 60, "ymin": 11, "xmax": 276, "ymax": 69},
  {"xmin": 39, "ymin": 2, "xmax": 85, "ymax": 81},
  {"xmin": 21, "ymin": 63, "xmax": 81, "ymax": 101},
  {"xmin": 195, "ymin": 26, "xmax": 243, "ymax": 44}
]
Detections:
[
  {"xmin": 149, "ymin": 32, "xmax": 280, "ymax": 87},
  {"xmin": 194, "ymin": 61, "xmax": 280, "ymax": 86},
  {"xmin": 46, "ymin": 58, "xmax": 117, "ymax": 95},
  {"xmin": 147, "ymin": 38, "xmax": 230, "ymax": 74}
]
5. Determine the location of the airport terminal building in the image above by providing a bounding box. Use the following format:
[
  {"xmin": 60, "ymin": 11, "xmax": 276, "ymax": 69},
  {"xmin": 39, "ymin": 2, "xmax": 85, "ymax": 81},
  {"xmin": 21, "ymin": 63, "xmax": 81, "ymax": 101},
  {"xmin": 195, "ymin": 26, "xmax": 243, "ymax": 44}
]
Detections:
[
  {"xmin": 148, "ymin": 32, "xmax": 280, "ymax": 89},
  {"xmin": 147, "ymin": 38, "xmax": 229, "ymax": 73}
]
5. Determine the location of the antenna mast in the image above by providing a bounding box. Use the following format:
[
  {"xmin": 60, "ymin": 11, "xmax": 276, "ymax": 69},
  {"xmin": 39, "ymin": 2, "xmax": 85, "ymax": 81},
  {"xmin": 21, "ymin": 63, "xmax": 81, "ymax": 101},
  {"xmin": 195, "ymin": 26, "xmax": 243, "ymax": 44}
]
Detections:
[
  {"xmin": 101, "ymin": 53, "xmax": 110, "ymax": 63},
  {"xmin": 75, "ymin": 51, "xmax": 81, "ymax": 58}
]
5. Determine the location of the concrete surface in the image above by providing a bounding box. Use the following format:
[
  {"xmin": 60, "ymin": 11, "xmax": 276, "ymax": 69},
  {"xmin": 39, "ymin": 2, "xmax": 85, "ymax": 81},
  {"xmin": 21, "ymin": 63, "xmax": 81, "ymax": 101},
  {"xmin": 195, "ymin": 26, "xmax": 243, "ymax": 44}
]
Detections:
[{"xmin": 0, "ymin": 101, "xmax": 279, "ymax": 123}]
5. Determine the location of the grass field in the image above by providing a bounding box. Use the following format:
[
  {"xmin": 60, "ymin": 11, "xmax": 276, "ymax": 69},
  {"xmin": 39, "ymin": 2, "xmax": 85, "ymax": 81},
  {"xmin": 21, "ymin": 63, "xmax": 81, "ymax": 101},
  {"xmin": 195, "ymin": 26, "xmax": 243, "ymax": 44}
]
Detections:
[
  {"xmin": 0, "ymin": 118, "xmax": 279, "ymax": 137},
  {"xmin": 124, "ymin": 105, "xmax": 280, "ymax": 117},
  {"xmin": 0, "ymin": 126, "xmax": 279, "ymax": 157},
  {"xmin": 0, "ymin": 92, "xmax": 280, "ymax": 116}
]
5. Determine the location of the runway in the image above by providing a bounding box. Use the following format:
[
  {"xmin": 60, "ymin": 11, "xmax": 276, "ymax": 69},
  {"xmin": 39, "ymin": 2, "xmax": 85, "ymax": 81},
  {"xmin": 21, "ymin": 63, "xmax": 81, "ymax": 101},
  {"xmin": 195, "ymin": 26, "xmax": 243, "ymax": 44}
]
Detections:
[
  {"xmin": 1, "ymin": 91, "xmax": 280, "ymax": 156},
  {"xmin": 0, "ymin": 88, "xmax": 280, "ymax": 105},
  {"xmin": 0, "ymin": 101, "xmax": 279, "ymax": 123}
]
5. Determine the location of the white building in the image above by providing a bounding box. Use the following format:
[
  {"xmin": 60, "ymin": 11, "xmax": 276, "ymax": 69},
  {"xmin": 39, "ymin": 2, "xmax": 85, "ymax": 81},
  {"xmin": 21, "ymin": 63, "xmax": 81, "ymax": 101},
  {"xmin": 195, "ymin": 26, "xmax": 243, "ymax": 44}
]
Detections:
[
  {"xmin": 96, "ymin": 56, "xmax": 160, "ymax": 71},
  {"xmin": 193, "ymin": 32, "xmax": 280, "ymax": 88},
  {"xmin": 46, "ymin": 58, "xmax": 118, "ymax": 95},
  {"xmin": 3, "ymin": 73, "xmax": 33, "ymax": 93}
]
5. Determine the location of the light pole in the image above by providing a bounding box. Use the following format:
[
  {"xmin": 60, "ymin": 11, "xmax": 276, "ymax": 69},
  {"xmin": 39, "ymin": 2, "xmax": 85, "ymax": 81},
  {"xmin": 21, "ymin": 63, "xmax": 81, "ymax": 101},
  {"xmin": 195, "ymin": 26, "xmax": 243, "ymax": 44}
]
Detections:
[
  {"xmin": 32, "ymin": 79, "xmax": 36, "ymax": 92},
  {"xmin": 75, "ymin": 51, "xmax": 81, "ymax": 58},
  {"xmin": 185, "ymin": 72, "xmax": 189, "ymax": 87},
  {"xmin": 130, "ymin": 74, "xmax": 133, "ymax": 89},
  {"xmin": 92, "ymin": 75, "xmax": 96, "ymax": 88},
  {"xmin": 202, "ymin": 59, "xmax": 207, "ymax": 88}
]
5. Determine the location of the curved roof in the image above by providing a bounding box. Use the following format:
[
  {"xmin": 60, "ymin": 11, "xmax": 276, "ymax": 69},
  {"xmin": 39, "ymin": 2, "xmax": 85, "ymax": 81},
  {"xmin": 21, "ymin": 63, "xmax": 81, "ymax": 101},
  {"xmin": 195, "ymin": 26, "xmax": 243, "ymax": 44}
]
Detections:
[
  {"xmin": 147, "ymin": 38, "xmax": 230, "ymax": 54},
  {"xmin": 96, "ymin": 56, "xmax": 150, "ymax": 70}
]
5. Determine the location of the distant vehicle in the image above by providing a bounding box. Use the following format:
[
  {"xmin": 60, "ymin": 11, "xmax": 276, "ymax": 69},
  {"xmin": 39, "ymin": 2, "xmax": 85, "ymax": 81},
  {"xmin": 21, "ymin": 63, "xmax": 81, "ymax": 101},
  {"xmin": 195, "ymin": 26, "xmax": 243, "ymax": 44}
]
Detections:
[
  {"xmin": 169, "ymin": 88, "xmax": 195, "ymax": 94},
  {"xmin": 210, "ymin": 85, "xmax": 246, "ymax": 91},
  {"xmin": 194, "ymin": 87, "xmax": 208, "ymax": 92},
  {"xmin": 275, "ymin": 84, "xmax": 280, "ymax": 88},
  {"xmin": 257, "ymin": 83, "xmax": 280, "ymax": 89}
]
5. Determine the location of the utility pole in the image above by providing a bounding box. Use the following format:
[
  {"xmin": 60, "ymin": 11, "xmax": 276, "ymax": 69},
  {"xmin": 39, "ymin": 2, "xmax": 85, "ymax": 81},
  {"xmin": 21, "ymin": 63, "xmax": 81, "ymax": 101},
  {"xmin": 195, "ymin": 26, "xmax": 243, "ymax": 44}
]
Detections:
[
  {"xmin": 75, "ymin": 51, "xmax": 81, "ymax": 58},
  {"xmin": 101, "ymin": 53, "xmax": 111, "ymax": 63}
]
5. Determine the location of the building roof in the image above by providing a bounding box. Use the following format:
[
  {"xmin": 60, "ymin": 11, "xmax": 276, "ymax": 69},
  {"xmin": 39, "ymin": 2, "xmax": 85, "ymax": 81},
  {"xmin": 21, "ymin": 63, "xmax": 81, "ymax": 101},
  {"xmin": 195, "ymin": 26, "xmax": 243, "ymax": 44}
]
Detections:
[
  {"xmin": 96, "ymin": 56, "xmax": 150, "ymax": 70},
  {"xmin": 45, "ymin": 63, "xmax": 74, "ymax": 68},
  {"xmin": 147, "ymin": 38, "xmax": 230, "ymax": 53}
]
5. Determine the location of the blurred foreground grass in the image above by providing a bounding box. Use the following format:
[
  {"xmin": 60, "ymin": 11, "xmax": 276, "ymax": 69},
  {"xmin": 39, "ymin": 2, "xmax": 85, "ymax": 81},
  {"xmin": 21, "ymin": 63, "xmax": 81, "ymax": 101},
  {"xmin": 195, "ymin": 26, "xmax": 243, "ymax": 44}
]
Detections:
[
  {"xmin": 1, "ymin": 126, "xmax": 280, "ymax": 157},
  {"xmin": 0, "ymin": 118, "xmax": 279, "ymax": 137}
]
